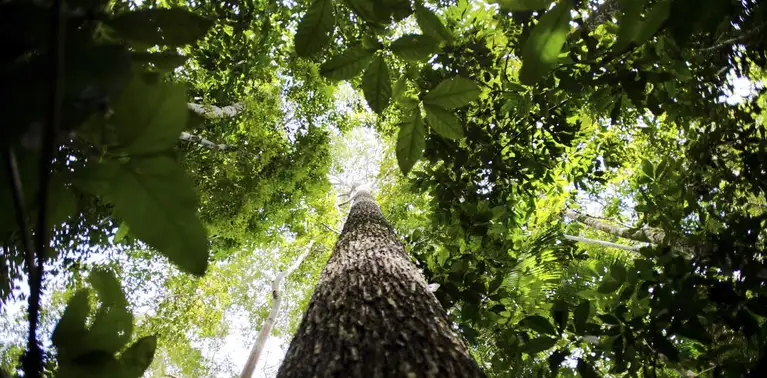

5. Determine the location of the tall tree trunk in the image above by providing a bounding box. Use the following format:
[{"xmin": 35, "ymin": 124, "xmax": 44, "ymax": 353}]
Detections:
[
  {"xmin": 240, "ymin": 241, "xmax": 314, "ymax": 378},
  {"xmin": 277, "ymin": 190, "xmax": 485, "ymax": 378}
]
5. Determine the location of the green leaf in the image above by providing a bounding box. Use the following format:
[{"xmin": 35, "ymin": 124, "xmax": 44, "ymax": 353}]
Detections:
[
  {"xmin": 119, "ymin": 336, "xmax": 157, "ymax": 378},
  {"xmin": 390, "ymin": 34, "xmax": 440, "ymax": 62},
  {"xmin": 577, "ymin": 358, "xmax": 600, "ymax": 378},
  {"xmin": 574, "ymin": 300, "xmax": 591, "ymax": 333},
  {"xmin": 392, "ymin": 76, "xmax": 408, "ymax": 102},
  {"xmin": 112, "ymin": 75, "xmax": 188, "ymax": 155},
  {"xmin": 90, "ymin": 268, "xmax": 127, "ymax": 306},
  {"xmin": 111, "ymin": 155, "xmax": 209, "ymax": 275},
  {"xmin": 493, "ymin": 0, "xmax": 553, "ymax": 11},
  {"xmin": 519, "ymin": 0, "xmax": 572, "ymax": 85},
  {"xmin": 598, "ymin": 314, "xmax": 621, "ymax": 325},
  {"xmin": 87, "ymin": 269, "xmax": 133, "ymax": 355},
  {"xmin": 610, "ymin": 263, "xmax": 627, "ymax": 282},
  {"xmin": 396, "ymin": 110, "xmax": 425, "ymax": 175},
  {"xmin": 520, "ymin": 336, "xmax": 558, "ymax": 355},
  {"xmin": 425, "ymin": 104, "xmax": 463, "ymax": 140},
  {"xmin": 550, "ymin": 300, "xmax": 569, "ymax": 333},
  {"xmin": 613, "ymin": 0, "xmax": 647, "ymax": 52},
  {"xmin": 114, "ymin": 222, "xmax": 130, "ymax": 243},
  {"xmin": 362, "ymin": 55, "xmax": 392, "ymax": 114},
  {"xmin": 320, "ymin": 47, "xmax": 374, "ymax": 81},
  {"xmin": 521, "ymin": 315, "xmax": 557, "ymax": 335},
  {"xmin": 294, "ymin": 0, "xmax": 335, "ymax": 57},
  {"xmin": 423, "ymin": 77, "xmax": 481, "ymax": 109},
  {"xmin": 635, "ymin": 0, "xmax": 672, "ymax": 45},
  {"xmin": 597, "ymin": 280, "xmax": 622, "ymax": 294},
  {"xmin": 641, "ymin": 158, "xmax": 654, "ymax": 178},
  {"xmin": 131, "ymin": 51, "xmax": 189, "ymax": 71},
  {"xmin": 107, "ymin": 8, "xmax": 213, "ymax": 47},
  {"xmin": 414, "ymin": 2, "xmax": 453, "ymax": 42},
  {"xmin": 52, "ymin": 289, "xmax": 90, "ymax": 351}
]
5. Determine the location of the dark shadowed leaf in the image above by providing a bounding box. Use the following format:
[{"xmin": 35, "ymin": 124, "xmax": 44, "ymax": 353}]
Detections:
[
  {"xmin": 635, "ymin": 0, "xmax": 672, "ymax": 45},
  {"xmin": 320, "ymin": 47, "xmax": 374, "ymax": 80},
  {"xmin": 107, "ymin": 8, "xmax": 213, "ymax": 47},
  {"xmin": 119, "ymin": 336, "xmax": 157, "ymax": 378},
  {"xmin": 362, "ymin": 55, "xmax": 392, "ymax": 114},
  {"xmin": 294, "ymin": 0, "xmax": 335, "ymax": 57},
  {"xmin": 111, "ymin": 155, "xmax": 209, "ymax": 276},
  {"xmin": 51, "ymin": 289, "xmax": 90, "ymax": 350},
  {"xmin": 423, "ymin": 77, "xmax": 481, "ymax": 109},
  {"xmin": 574, "ymin": 300, "xmax": 591, "ymax": 333},
  {"xmin": 597, "ymin": 280, "xmax": 622, "ymax": 294},
  {"xmin": 424, "ymin": 104, "xmax": 463, "ymax": 140},
  {"xmin": 493, "ymin": 0, "xmax": 553, "ymax": 11},
  {"xmin": 520, "ymin": 336, "xmax": 558, "ymax": 355},
  {"xmin": 415, "ymin": 3, "xmax": 453, "ymax": 42},
  {"xmin": 652, "ymin": 333, "xmax": 680, "ymax": 362},
  {"xmin": 521, "ymin": 315, "xmax": 557, "ymax": 335},
  {"xmin": 549, "ymin": 349, "xmax": 569, "ymax": 377},
  {"xmin": 613, "ymin": 0, "xmax": 647, "ymax": 52},
  {"xmin": 519, "ymin": 0, "xmax": 572, "ymax": 85},
  {"xmin": 396, "ymin": 110, "xmax": 425, "ymax": 175},
  {"xmin": 550, "ymin": 300, "xmax": 569, "ymax": 333},
  {"xmin": 577, "ymin": 358, "xmax": 600, "ymax": 378}
]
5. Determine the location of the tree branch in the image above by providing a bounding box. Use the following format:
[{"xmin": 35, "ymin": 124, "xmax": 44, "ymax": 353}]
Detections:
[
  {"xmin": 239, "ymin": 240, "xmax": 315, "ymax": 378},
  {"xmin": 563, "ymin": 234, "xmax": 641, "ymax": 252},
  {"xmin": 179, "ymin": 132, "xmax": 233, "ymax": 151},
  {"xmin": 188, "ymin": 102, "xmax": 245, "ymax": 119},
  {"xmin": 698, "ymin": 23, "xmax": 766, "ymax": 52}
]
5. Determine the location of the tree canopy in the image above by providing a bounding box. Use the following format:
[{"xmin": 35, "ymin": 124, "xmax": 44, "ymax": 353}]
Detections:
[{"xmin": 1, "ymin": 0, "xmax": 766, "ymax": 377}]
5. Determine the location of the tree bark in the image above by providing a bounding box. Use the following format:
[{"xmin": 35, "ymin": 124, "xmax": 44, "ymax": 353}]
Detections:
[
  {"xmin": 240, "ymin": 241, "xmax": 315, "ymax": 378},
  {"xmin": 179, "ymin": 131, "xmax": 233, "ymax": 151},
  {"xmin": 277, "ymin": 190, "xmax": 485, "ymax": 378},
  {"xmin": 187, "ymin": 102, "xmax": 245, "ymax": 119}
]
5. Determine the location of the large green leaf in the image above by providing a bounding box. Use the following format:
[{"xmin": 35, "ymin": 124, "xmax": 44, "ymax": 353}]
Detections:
[
  {"xmin": 424, "ymin": 104, "xmax": 463, "ymax": 140},
  {"xmin": 119, "ymin": 336, "xmax": 157, "ymax": 378},
  {"xmin": 652, "ymin": 333, "xmax": 680, "ymax": 362},
  {"xmin": 521, "ymin": 315, "xmax": 557, "ymax": 335},
  {"xmin": 423, "ymin": 77, "xmax": 481, "ymax": 109},
  {"xmin": 597, "ymin": 280, "xmax": 622, "ymax": 294},
  {"xmin": 86, "ymin": 269, "xmax": 133, "ymax": 355},
  {"xmin": 634, "ymin": 0, "xmax": 672, "ymax": 45},
  {"xmin": 110, "ymin": 155, "xmax": 209, "ymax": 276},
  {"xmin": 107, "ymin": 8, "xmax": 213, "ymax": 47},
  {"xmin": 613, "ymin": 0, "xmax": 647, "ymax": 52},
  {"xmin": 493, "ymin": 0, "xmax": 553, "ymax": 11},
  {"xmin": 294, "ymin": 0, "xmax": 335, "ymax": 57},
  {"xmin": 577, "ymin": 358, "xmax": 600, "ymax": 378},
  {"xmin": 550, "ymin": 300, "xmax": 569, "ymax": 333},
  {"xmin": 519, "ymin": 0, "xmax": 572, "ymax": 85},
  {"xmin": 396, "ymin": 110, "xmax": 425, "ymax": 175},
  {"xmin": 414, "ymin": 2, "xmax": 453, "ymax": 42},
  {"xmin": 520, "ymin": 336, "xmax": 558, "ymax": 355},
  {"xmin": 362, "ymin": 55, "xmax": 392, "ymax": 114},
  {"xmin": 320, "ymin": 47, "xmax": 374, "ymax": 80},
  {"xmin": 390, "ymin": 34, "xmax": 440, "ymax": 62},
  {"xmin": 111, "ymin": 75, "xmax": 188, "ymax": 156},
  {"xmin": 573, "ymin": 300, "xmax": 591, "ymax": 333}
]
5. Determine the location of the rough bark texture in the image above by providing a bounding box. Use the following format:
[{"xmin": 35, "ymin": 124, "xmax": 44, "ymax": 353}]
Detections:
[{"xmin": 277, "ymin": 190, "xmax": 485, "ymax": 378}]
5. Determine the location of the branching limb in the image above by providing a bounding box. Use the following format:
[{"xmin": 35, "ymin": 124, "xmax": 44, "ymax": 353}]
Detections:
[
  {"xmin": 179, "ymin": 132, "xmax": 233, "ymax": 151},
  {"xmin": 187, "ymin": 102, "xmax": 246, "ymax": 119}
]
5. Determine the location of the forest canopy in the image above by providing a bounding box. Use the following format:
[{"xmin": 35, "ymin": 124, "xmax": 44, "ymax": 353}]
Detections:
[{"xmin": 1, "ymin": 0, "xmax": 766, "ymax": 377}]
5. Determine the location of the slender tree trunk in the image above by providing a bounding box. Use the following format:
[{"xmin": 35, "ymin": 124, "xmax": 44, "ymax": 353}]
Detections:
[
  {"xmin": 240, "ymin": 241, "xmax": 314, "ymax": 378},
  {"xmin": 277, "ymin": 190, "xmax": 485, "ymax": 378}
]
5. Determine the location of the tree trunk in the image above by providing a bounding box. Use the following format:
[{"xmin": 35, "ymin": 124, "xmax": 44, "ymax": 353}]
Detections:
[
  {"xmin": 276, "ymin": 190, "xmax": 485, "ymax": 378},
  {"xmin": 187, "ymin": 102, "xmax": 245, "ymax": 119},
  {"xmin": 240, "ymin": 241, "xmax": 314, "ymax": 378}
]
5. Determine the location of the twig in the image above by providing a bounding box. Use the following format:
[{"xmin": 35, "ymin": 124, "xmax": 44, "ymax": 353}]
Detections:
[
  {"xmin": 698, "ymin": 23, "xmax": 766, "ymax": 52},
  {"xmin": 25, "ymin": 1, "xmax": 65, "ymax": 376},
  {"xmin": 3, "ymin": 149, "xmax": 37, "ymax": 284},
  {"xmin": 321, "ymin": 223, "xmax": 341, "ymax": 235}
]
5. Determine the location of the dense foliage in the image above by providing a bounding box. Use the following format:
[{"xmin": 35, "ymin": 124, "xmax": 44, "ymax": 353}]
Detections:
[{"xmin": 1, "ymin": 0, "xmax": 765, "ymax": 377}]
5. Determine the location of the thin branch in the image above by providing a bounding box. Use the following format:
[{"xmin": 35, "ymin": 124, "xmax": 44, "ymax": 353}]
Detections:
[
  {"xmin": 187, "ymin": 102, "xmax": 245, "ymax": 119},
  {"xmin": 240, "ymin": 241, "xmax": 315, "ymax": 378},
  {"xmin": 698, "ymin": 23, "xmax": 766, "ymax": 52},
  {"xmin": 179, "ymin": 132, "xmax": 233, "ymax": 151},
  {"xmin": 563, "ymin": 234, "xmax": 641, "ymax": 252},
  {"xmin": 25, "ymin": 0, "xmax": 65, "ymax": 376},
  {"xmin": 321, "ymin": 223, "xmax": 341, "ymax": 235},
  {"xmin": 3, "ymin": 149, "xmax": 37, "ymax": 283}
]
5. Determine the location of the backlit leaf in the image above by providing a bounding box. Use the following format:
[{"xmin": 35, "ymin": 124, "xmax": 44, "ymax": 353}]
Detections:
[
  {"xmin": 415, "ymin": 3, "xmax": 453, "ymax": 42},
  {"xmin": 423, "ymin": 77, "xmax": 481, "ymax": 109},
  {"xmin": 424, "ymin": 104, "xmax": 463, "ymax": 140},
  {"xmin": 362, "ymin": 55, "xmax": 392, "ymax": 114},
  {"xmin": 396, "ymin": 110, "xmax": 425, "ymax": 175},
  {"xmin": 107, "ymin": 8, "xmax": 213, "ymax": 47},
  {"xmin": 390, "ymin": 34, "xmax": 440, "ymax": 62},
  {"xmin": 521, "ymin": 315, "xmax": 557, "ymax": 335},
  {"xmin": 520, "ymin": 336, "xmax": 558, "ymax": 355},
  {"xmin": 294, "ymin": 0, "xmax": 335, "ymax": 57},
  {"xmin": 519, "ymin": 0, "xmax": 572, "ymax": 85},
  {"xmin": 119, "ymin": 336, "xmax": 157, "ymax": 378},
  {"xmin": 320, "ymin": 47, "xmax": 374, "ymax": 80},
  {"xmin": 493, "ymin": 0, "xmax": 553, "ymax": 11}
]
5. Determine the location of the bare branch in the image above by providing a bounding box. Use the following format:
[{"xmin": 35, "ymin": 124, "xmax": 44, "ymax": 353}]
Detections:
[{"xmin": 188, "ymin": 102, "xmax": 245, "ymax": 119}]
